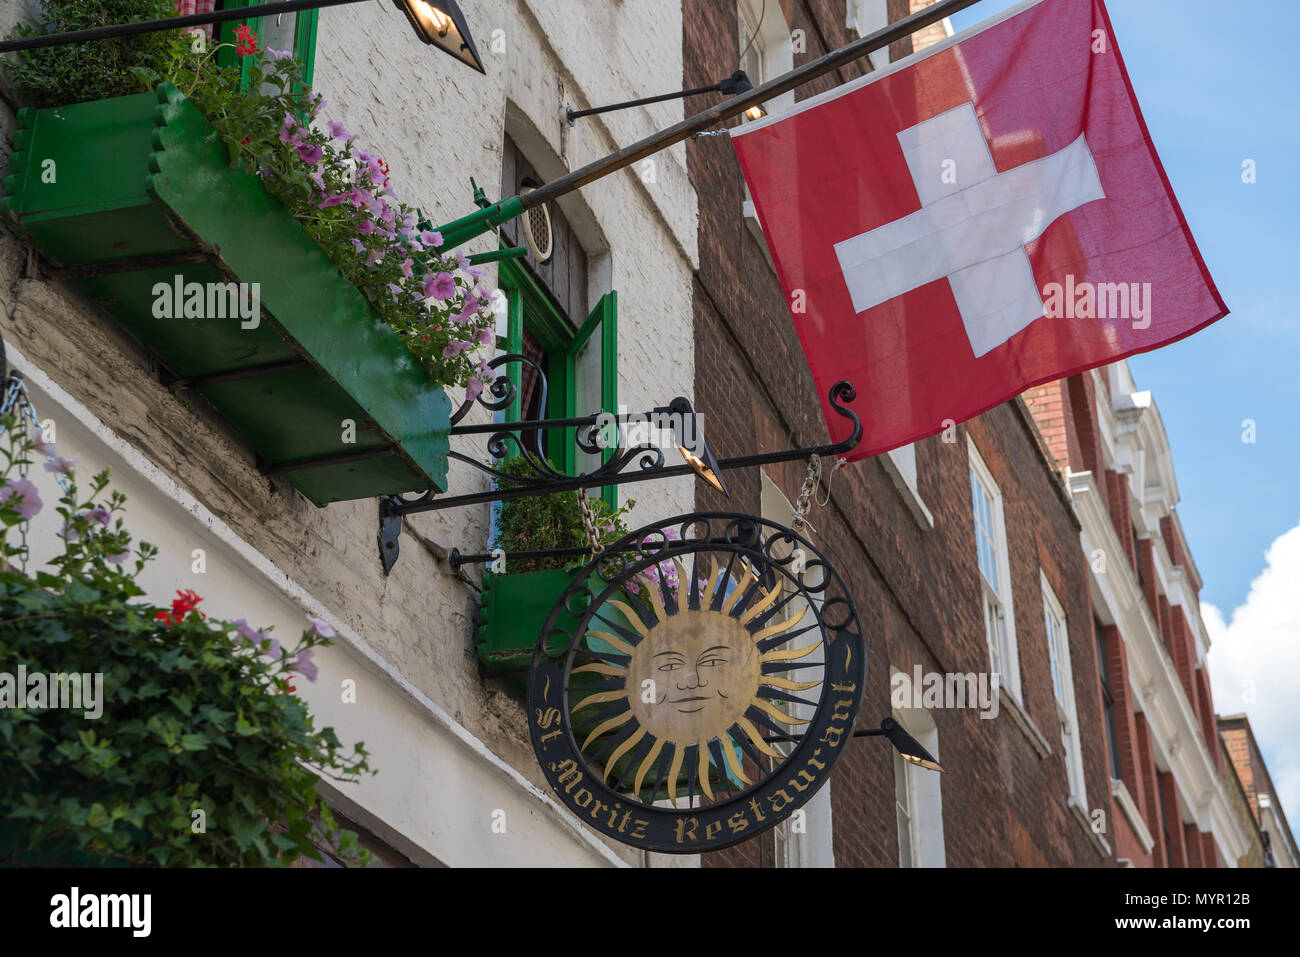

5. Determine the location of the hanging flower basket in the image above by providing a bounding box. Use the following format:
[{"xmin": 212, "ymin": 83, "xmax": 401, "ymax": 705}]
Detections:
[{"xmin": 2, "ymin": 85, "xmax": 450, "ymax": 506}]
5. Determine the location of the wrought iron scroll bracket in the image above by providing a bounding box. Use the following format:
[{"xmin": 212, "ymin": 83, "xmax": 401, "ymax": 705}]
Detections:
[{"xmin": 376, "ymin": 353, "xmax": 862, "ymax": 574}]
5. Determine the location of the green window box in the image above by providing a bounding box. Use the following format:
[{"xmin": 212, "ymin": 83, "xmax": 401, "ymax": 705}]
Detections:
[{"xmin": 2, "ymin": 85, "xmax": 449, "ymax": 506}]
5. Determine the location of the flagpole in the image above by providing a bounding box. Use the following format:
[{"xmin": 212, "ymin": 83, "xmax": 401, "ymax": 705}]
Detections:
[{"xmin": 518, "ymin": 0, "xmax": 985, "ymax": 213}]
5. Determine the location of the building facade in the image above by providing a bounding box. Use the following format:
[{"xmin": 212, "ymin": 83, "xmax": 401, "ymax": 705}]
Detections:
[
  {"xmin": 1219, "ymin": 714, "xmax": 1298, "ymax": 868},
  {"xmin": 1, "ymin": 0, "xmax": 1282, "ymax": 868}
]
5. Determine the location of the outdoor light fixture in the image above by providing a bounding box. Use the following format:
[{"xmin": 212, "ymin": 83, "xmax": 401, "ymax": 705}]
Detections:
[
  {"xmin": 567, "ymin": 70, "xmax": 761, "ymax": 124},
  {"xmin": 667, "ymin": 396, "xmax": 728, "ymax": 495},
  {"xmin": 871, "ymin": 718, "xmax": 944, "ymax": 772},
  {"xmin": 0, "ymin": 0, "xmax": 484, "ymax": 69},
  {"xmin": 392, "ymin": 0, "xmax": 485, "ymax": 73},
  {"xmin": 767, "ymin": 716, "xmax": 944, "ymax": 772}
]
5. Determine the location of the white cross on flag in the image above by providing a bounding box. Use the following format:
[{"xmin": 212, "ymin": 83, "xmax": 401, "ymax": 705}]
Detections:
[{"xmin": 731, "ymin": 0, "xmax": 1226, "ymax": 459}]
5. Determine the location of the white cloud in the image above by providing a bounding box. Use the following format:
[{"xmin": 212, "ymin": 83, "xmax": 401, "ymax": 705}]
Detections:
[{"xmin": 1205, "ymin": 520, "xmax": 1300, "ymax": 842}]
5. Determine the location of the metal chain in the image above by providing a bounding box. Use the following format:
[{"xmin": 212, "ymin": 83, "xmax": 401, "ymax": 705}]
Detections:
[
  {"xmin": 791, "ymin": 455, "xmax": 821, "ymax": 537},
  {"xmin": 577, "ymin": 488, "xmax": 603, "ymax": 555}
]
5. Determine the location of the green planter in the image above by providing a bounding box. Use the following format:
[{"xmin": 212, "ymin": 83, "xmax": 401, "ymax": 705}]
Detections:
[
  {"xmin": 1, "ymin": 85, "xmax": 449, "ymax": 506},
  {"xmin": 478, "ymin": 568, "xmax": 635, "ymax": 676}
]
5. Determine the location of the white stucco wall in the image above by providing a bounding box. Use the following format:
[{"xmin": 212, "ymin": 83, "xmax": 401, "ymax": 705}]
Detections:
[{"xmin": 1, "ymin": 0, "xmax": 699, "ymax": 867}]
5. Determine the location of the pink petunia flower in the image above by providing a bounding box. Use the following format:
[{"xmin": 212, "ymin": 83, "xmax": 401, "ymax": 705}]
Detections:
[
  {"xmin": 424, "ymin": 272, "xmax": 456, "ymax": 301},
  {"xmin": 292, "ymin": 649, "xmax": 319, "ymax": 682},
  {"xmin": 0, "ymin": 478, "xmax": 43, "ymax": 520},
  {"xmin": 296, "ymin": 142, "xmax": 324, "ymax": 165},
  {"xmin": 305, "ymin": 615, "xmax": 336, "ymax": 638},
  {"xmin": 43, "ymin": 456, "xmax": 76, "ymax": 477}
]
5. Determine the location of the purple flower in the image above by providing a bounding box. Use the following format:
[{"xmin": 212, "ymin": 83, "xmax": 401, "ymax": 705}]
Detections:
[
  {"xmin": 267, "ymin": 47, "xmax": 292, "ymax": 60},
  {"xmin": 233, "ymin": 619, "xmax": 280, "ymax": 658},
  {"xmin": 28, "ymin": 428, "xmax": 55, "ymax": 457},
  {"xmin": 400, "ymin": 258, "xmax": 414, "ymax": 279},
  {"xmin": 296, "ymin": 142, "xmax": 324, "ymax": 165},
  {"xmin": 365, "ymin": 247, "xmax": 385, "ymax": 267},
  {"xmin": 305, "ymin": 615, "xmax": 336, "ymax": 638},
  {"xmin": 467, "ymin": 265, "xmax": 486, "ymax": 279},
  {"xmin": 0, "ymin": 478, "xmax": 43, "ymax": 520},
  {"xmin": 319, "ymin": 193, "xmax": 349, "ymax": 208},
  {"xmin": 419, "ymin": 229, "xmax": 443, "ymax": 249},
  {"xmin": 351, "ymin": 238, "xmax": 365, "ymax": 253},
  {"xmin": 278, "ymin": 125, "xmax": 297, "ymax": 145},
  {"xmin": 456, "ymin": 251, "xmax": 471, "ymax": 272},
  {"xmin": 43, "ymin": 456, "xmax": 76, "ymax": 477},
  {"xmin": 387, "ymin": 283, "xmax": 403, "ymax": 300},
  {"xmin": 356, "ymin": 218, "xmax": 374, "ymax": 235},
  {"xmin": 86, "ymin": 507, "xmax": 112, "ymax": 527},
  {"xmin": 326, "ymin": 120, "xmax": 352, "ymax": 141},
  {"xmin": 309, "ymin": 169, "xmax": 325, "ymax": 190},
  {"xmin": 465, "ymin": 377, "xmax": 485, "ymax": 403},
  {"xmin": 424, "ymin": 272, "xmax": 455, "ymax": 301},
  {"xmin": 455, "ymin": 293, "xmax": 481, "ymax": 323},
  {"xmin": 106, "ymin": 549, "xmax": 130, "ymax": 566},
  {"xmin": 476, "ymin": 326, "xmax": 493, "ymax": 347},
  {"xmin": 292, "ymin": 649, "xmax": 319, "ymax": 683},
  {"xmin": 442, "ymin": 339, "xmax": 473, "ymax": 358}
]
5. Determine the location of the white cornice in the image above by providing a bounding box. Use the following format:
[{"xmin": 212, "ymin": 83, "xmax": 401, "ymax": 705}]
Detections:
[
  {"xmin": 1067, "ymin": 470, "xmax": 1249, "ymax": 866},
  {"xmin": 1111, "ymin": 778, "xmax": 1155, "ymax": 854}
]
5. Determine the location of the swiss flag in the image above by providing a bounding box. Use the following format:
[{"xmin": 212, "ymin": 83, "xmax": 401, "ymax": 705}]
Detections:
[{"xmin": 731, "ymin": 0, "xmax": 1226, "ymax": 459}]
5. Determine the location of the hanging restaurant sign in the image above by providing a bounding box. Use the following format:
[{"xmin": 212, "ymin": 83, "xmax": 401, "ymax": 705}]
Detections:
[{"xmin": 528, "ymin": 513, "xmax": 864, "ymax": 853}]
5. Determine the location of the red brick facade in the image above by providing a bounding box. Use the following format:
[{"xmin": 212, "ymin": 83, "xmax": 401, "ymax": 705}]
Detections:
[{"xmin": 686, "ymin": 0, "xmax": 1112, "ymax": 867}]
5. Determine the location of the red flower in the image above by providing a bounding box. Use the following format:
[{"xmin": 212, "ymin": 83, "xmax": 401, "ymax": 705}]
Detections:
[
  {"xmin": 234, "ymin": 24, "xmax": 260, "ymax": 56},
  {"xmin": 156, "ymin": 589, "xmax": 206, "ymax": 627},
  {"xmin": 377, "ymin": 158, "xmax": 391, "ymax": 186}
]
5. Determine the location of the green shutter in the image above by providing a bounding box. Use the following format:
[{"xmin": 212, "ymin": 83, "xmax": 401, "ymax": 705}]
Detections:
[{"xmin": 217, "ymin": 1, "xmax": 319, "ymax": 88}]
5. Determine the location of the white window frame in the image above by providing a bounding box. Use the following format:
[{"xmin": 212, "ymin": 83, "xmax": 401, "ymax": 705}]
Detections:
[
  {"xmin": 882, "ymin": 443, "xmax": 935, "ymax": 529},
  {"xmin": 890, "ymin": 690, "xmax": 946, "ymax": 867},
  {"xmin": 967, "ymin": 437, "xmax": 1021, "ymax": 700},
  {"xmin": 1042, "ymin": 573, "xmax": 1086, "ymax": 803},
  {"xmin": 846, "ymin": 0, "xmax": 891, "ymax": 71},
  {"xmin": 738, "ymin": 0, "xmax": 795, "ymax": 252},
  {"xmin": 760, "ymin": 471, "xmax": 834, "ymax": 868}
]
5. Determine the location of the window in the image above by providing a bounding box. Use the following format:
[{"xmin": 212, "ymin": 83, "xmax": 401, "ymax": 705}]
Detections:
[
  {"xmin": 1043, "ymin": 575, "xmax": 1085, "ymax": 802},
  {"xmin": 1095, "ymin": 618, "xmax": 1122, "ymax": 779},
  {"xmin": 883, "ymin": 442, "xmax": 934, "ymax": 528},
  {"xmin": 738, "ymin": 0, "xmax": 794, "ymax": 243},
  {"xmin": 890, "ymin": 696, "xmax": 945, "ymax": 867},
  {"xmin": 497, "ymin": 258, "xmax": 618, "ymax": 508},
  {"xmin": 760, "ymin": 472, "xmax": 834, "ymax": 868},
  {"xmin": 846, "ymin": 0, "xmax": 891, "ymax": 71},
  {"xmin": 894, "ymin": 749, "xmax": 915, "ymax": 867},
  {"xmin": 216, "ymin": 1, "xmax": 319, "ymax": 87},
  {"xmin": 968, "ymin": 439, "xmax": 1020, "ymax": 699}
]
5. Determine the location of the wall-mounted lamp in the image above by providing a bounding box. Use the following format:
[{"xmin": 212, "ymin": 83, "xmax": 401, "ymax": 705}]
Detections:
[
  {"xmin": 0, "ymin": 0, "xmax": 485, "ymax": 72},
  {"xmin": 767, "ymin": 716, "xmax": 944, "ymax": 772},
  {"xmin": 667, "ymin": 396, "xmax": 728, "ymax": 495},
  {"xmin": 391, "ymin": 0, "xmax": 484, "ymax": 73},
  {"xmin": 566, "ymin": 70, "xmax": 765, "ymax": 124}
]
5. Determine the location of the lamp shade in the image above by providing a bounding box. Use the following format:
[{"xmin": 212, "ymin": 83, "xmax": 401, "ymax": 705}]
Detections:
[
  {"xmin": 393, "ymin": 0, "xmax": 485, "ymax": 73},
  {"xmin": 880, "ymin": 717, "xmax": 943, "ymax": 772},
  {"xmin": 667, "ymin": 397, "xmax": 728, "ymax": 496}
]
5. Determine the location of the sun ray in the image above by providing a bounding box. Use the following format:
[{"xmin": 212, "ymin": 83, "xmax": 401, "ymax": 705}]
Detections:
[
  {"xmin": 719, "ymin": 732, "xmax": 753, "ymax": 786},
  {"xmin": 759, "ymin": 674, "xmax": 824, "ymax": 692},
  {"xmin": 572, "ymin": 662, "xmax": 628, "ymax": 677},
  {"xmin": 699, "ymin": 556, "xmax": 723, "ymax": 607},
  {"xmin": 632, "ymin": 737, "xmax": 666, "ymax": 798},
  {"xmin": 602, "ymin": 726, "xmax": 648, "ymax": 782},
  {"xmin": 603, "ymin": 601, "xmax": 651, "ymax": 639},
  {"xmin": 697, "ymin": 741, "xmax": 715, "ymax": 802},
  {"xmin": 642, "ymin": 568, "xmax": 668, "ymax": 624},
  {"xmin": 750, "ymin": 696, "xmax": 810, "ymax": 726},
  {"xmin": 585, "ymin": 629, "xmax": 637, "ymax": 656},
  {"xmin": 736, "ymin": 715, "xmax": 783, "ymax": 758},
  {"xmin": 737, "ymin": 579, "xmax": 782, "ymax": 625},
  {"xmin": 571, "ymin": 689, "xmax": 630, "ymax": 714},
  {"xmin": 720, "ymin": 568, "xmax": 750, "ymax": 615},
  {"xmin": 580, "ymin": 709, "xmax": 634, "ymax": 751},
  {"xmin": 666, "ymin": 743, "xmax": 686, "ymax": 807},
  {"xmin": 758, "ymin": 640, "xmax": 821, "ymax": 663},
  {"xmin": 751, "ymin": 605, "xmax": 809, "ymax": 642}
]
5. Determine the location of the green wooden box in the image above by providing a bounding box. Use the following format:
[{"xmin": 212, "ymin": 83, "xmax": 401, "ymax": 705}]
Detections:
[{"xmin": 1, "ymin": 85, "xmax": 449, "ymax": 506}]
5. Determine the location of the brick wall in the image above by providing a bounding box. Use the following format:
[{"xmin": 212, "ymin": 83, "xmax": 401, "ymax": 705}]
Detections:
[{"xmin": 686, "ymin": 0, "xmax": 1110, "ymax": 868}]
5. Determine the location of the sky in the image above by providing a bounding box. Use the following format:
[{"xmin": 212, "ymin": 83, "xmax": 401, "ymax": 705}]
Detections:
[{"xmin": 948, "ymin": 0, "xmax": 1300, "ymax": 844}]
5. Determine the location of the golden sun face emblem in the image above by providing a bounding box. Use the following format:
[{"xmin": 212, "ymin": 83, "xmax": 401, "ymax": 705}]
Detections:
[{"xmin": 567, "ymin": 556, "xmax": 824, "ymax": 807}]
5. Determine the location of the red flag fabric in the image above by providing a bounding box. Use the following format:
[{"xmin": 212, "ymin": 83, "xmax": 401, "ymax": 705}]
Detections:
[{"xmin": 731, "ymin": 0, "xmax": 1226, "ymax": 459}]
